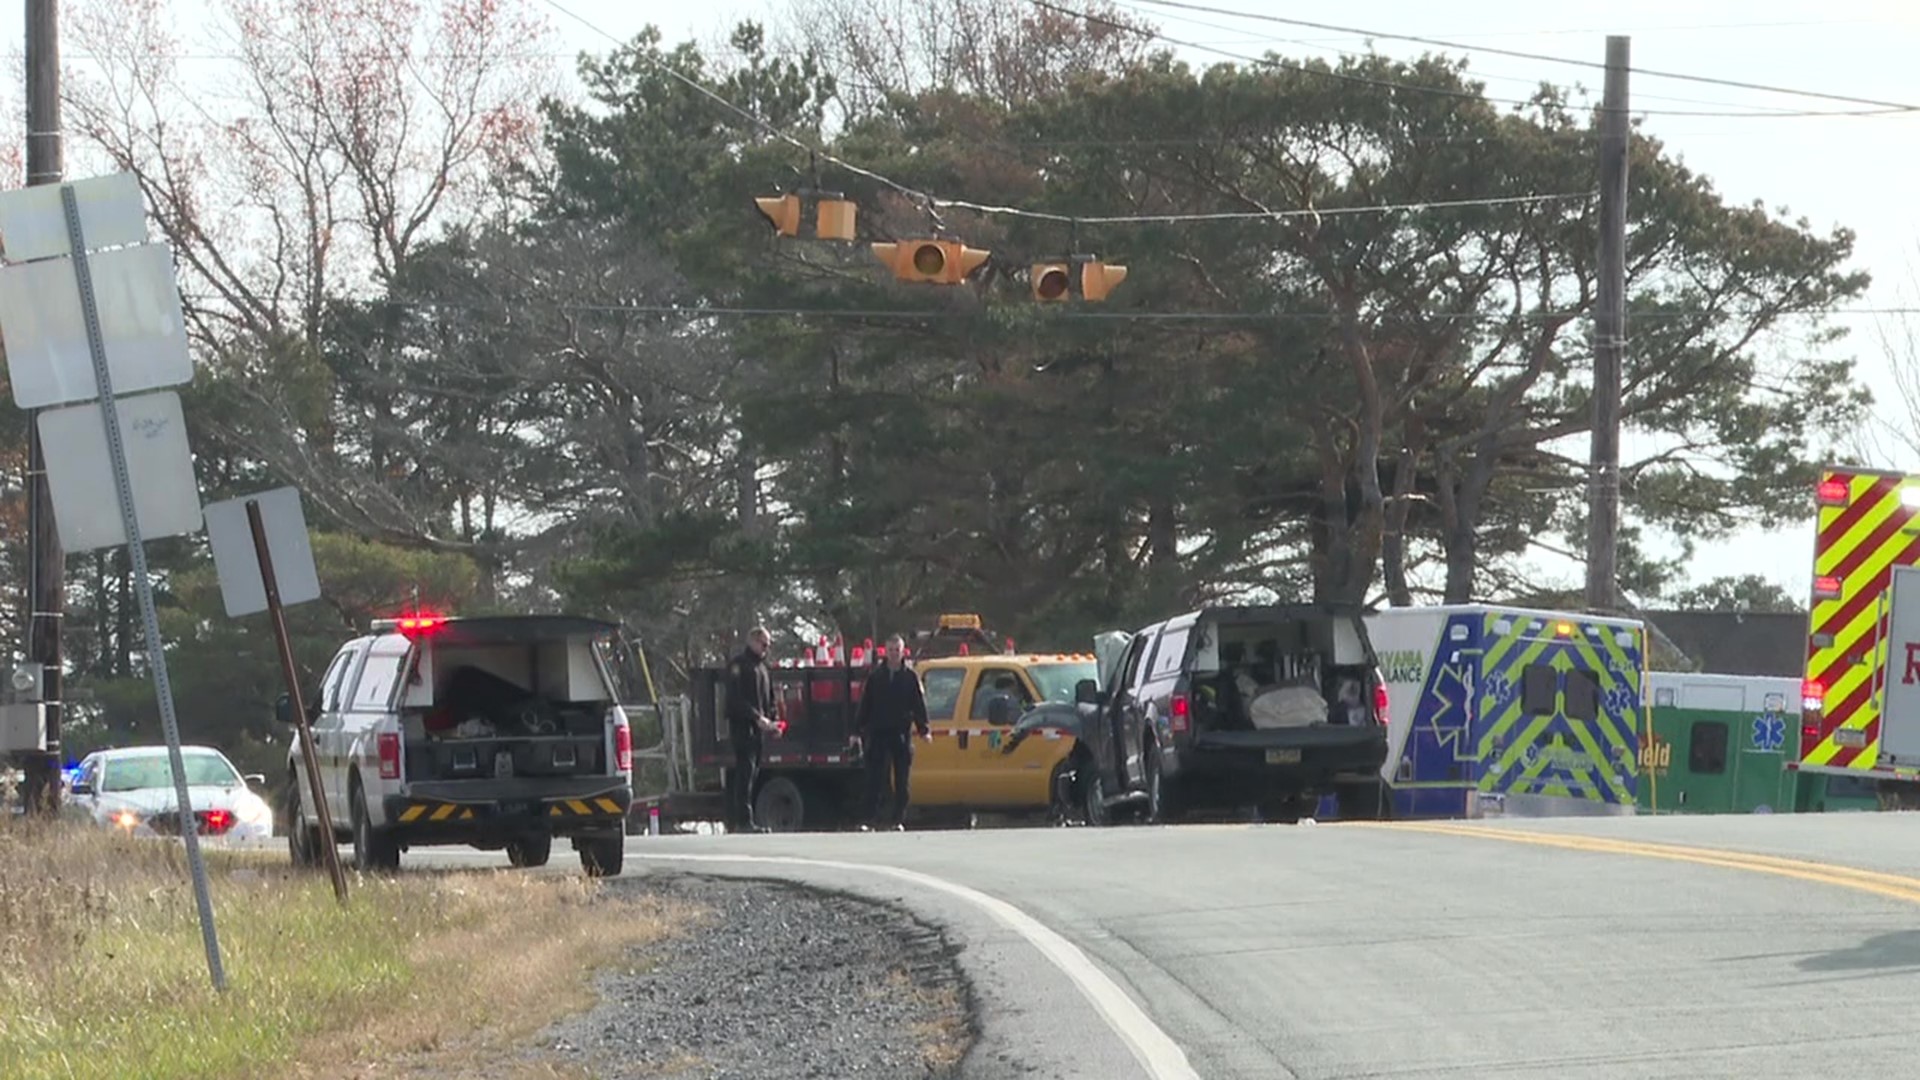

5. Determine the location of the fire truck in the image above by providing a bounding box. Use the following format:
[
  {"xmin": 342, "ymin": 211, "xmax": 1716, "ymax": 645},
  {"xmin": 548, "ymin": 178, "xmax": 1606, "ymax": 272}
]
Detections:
[{"xmin": 1793, "ymin": 466, "xmax": 1920, "ymax": 808}]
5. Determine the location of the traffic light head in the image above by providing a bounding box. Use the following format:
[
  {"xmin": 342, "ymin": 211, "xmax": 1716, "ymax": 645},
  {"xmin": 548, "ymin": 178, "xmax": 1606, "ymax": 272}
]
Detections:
[
  {"xmin": 1032, "ymin": 263, "xmax": 1071, "ymax": 302},
  {"xmin": 754, "ymin": 194, "xmax": 802, "ymax": 237},
  {"xmin": 1079, "ymin": 261, "xmax": 1128, "ymax": 302},
  {"xmin": 814, "ymin": 198, "xmax": 857, "ymax": 242},
  {"xmin": 872, "ymin": 239, "xmax": 991, "ymax": 284}
]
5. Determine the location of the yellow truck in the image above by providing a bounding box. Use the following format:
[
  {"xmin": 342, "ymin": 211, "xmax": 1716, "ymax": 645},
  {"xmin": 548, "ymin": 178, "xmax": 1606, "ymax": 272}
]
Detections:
[{"xmin": 668, "ymin": 615, "xmax": 1101, "ymax": 831}]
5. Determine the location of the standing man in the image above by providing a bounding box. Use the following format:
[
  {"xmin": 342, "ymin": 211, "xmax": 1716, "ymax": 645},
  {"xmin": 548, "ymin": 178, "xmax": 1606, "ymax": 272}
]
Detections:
[
  {"xmin": 725, "ymin": 626, "xmax": 780, "ymax": 833},
  {"xmin": 854, "ymin": 634, "xmax": 931, "ymax": 831}
]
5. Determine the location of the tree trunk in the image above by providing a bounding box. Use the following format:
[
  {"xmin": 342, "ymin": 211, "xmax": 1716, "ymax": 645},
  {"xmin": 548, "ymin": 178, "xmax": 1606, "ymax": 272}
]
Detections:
[
  {"xmin": 1438, "ymin": 447, "xmax": 1497, "ymax": 603},
  {"xmin": 1380, "ymin": 417, "xmax": 1425, "ymax": 608},
  {"xmin": 1332, "ymin": 300, "xmax": 1388, "ymax": 606}
]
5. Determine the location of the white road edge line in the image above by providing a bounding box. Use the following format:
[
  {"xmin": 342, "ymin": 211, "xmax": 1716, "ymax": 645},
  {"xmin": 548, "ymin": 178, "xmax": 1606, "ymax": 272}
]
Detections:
[{"xmin": 632, "ymin": 852, "xmax": 1200, "ymax": 1080}]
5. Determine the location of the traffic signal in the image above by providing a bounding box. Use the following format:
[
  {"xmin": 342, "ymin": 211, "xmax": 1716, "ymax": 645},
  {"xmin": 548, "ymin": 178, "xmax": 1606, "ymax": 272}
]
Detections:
[
  {"xmin": 872, "ymin": 239, "xmax": 991, "ymax": 285},
  {"xmin": 755, "ymin": 194, "xmax": 802, "ymax": 237},
  {"xmin": 1032, "ymin": 263, "xmax": 1071, "ymax": 302},
  {"xmin": 1030, "ymin": 256, "xmax": 1127, "ymax": 302},
  {"xmin": 754, "ymin": 192, "xmax": 857, "ymax": 240},
  {"xmin": 1079, "ymin": 260, "xmax": 1127, "ymax": 302}
]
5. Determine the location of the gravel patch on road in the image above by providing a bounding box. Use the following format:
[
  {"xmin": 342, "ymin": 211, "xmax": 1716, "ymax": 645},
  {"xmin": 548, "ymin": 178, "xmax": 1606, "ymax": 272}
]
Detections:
[{"xmin": 538, "ymin": 874, "xmax": 976, "ymax": 1079}]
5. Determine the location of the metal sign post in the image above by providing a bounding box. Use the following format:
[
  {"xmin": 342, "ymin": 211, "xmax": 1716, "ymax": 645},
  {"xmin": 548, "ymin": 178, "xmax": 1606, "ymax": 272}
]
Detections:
[
  {"xmin": 245, "ymin": 498, "xmax": 348, "ymax": 902},
  {"xmin": 56, "ymin": 183, "xmax": 225, "ymax": 989}
]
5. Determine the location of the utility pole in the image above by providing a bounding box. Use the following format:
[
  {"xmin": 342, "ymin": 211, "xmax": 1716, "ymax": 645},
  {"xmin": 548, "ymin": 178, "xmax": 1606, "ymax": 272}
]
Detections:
[
  {"xmin": 22, "ymin": 0, "xmax": 66, "ymax": 813},
  {"xmin": 1585, "ymin": 35, "xmax": 1629, "ymax": 614}
]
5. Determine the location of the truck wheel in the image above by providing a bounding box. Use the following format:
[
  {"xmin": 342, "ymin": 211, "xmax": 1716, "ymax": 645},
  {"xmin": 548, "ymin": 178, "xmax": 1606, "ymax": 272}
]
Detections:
[
  {"xmin": 285, "ymin": 777, "xmax": 320, "ymax": 869},
  {"xmin": 1080, "ymin": 756, "xmax": 1111, "ymax": 827},
  {"xmin": 507, "ymin": 833, "xmax": 553, "ymax": 868},
  {"xmin": 1336, "ymin": 780, "xmax": 1391, "ymax": 821},
  {"xmin": 1138, "ymin": 742, "xmax": 1168, "ymax": 826},
  {"xmin": 579, "ymin": 835, "xmax": 625, "ymax": 877},
  {"xmin": 754, "ymin": 776, "xmax": 807, "ymax": 832},
  {"xmin": 349, "ymin": 777, "xmax": 400, "ymax": 873}
]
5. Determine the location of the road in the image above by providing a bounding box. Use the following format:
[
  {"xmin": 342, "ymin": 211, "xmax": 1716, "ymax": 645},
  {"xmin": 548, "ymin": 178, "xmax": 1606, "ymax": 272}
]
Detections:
[{"xmin": 420, "ymin": 812, "xmax": 1920, "ymax": 1079}]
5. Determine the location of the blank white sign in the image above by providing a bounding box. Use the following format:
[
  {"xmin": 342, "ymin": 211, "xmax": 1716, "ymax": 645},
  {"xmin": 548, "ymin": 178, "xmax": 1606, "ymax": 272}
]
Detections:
[
  {"xmin": 38, "ymin": 391, "xmax": 204, "ymax": 553},
  {"xmin": 204, "ymin": 487, "xmax": 322, "ymax": 618},
  {"xmin": 0, "ymin": 241, "xmax": 194, "ymax": 410},
  {"xmin": 0, "ymin": 172, "xmax": 149, "ymax": 263}
]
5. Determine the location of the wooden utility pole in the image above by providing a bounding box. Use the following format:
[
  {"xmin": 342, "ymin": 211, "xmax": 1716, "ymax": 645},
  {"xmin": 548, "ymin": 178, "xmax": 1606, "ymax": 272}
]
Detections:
[
  {"xmin": 1585, "ymin": 35, "xmax": 1630, "ymax": 613},
  {"xmin": 21, "ymin": 0, "xmax": 66, "ymax": 813}
]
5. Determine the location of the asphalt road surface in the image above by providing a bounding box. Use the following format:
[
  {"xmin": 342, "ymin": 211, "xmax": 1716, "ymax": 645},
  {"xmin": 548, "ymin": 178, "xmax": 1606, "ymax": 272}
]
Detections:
[{"xmin": 418, "ymin": 812, "xmax": 1920, "ymax": 1080}]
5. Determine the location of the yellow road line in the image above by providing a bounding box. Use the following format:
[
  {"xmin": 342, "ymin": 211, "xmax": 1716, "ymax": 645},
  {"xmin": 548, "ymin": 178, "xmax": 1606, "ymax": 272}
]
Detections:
[{"xmin": 1352, "ymin": 821, "xmax": 1920, "ymax": 906}]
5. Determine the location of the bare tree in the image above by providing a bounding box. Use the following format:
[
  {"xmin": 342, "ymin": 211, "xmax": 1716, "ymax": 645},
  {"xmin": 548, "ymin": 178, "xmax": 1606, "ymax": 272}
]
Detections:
[
  {"xmin": 1850, "ymin": 257, "xmax": 1920, "ymax": 470},
  {"xmin": 782, "ymin": 0, "xmax": 1152, "ymax": 117},
  {"xmin": 59, "ymin": 0, "xmax": 559, "ymax": 549}
]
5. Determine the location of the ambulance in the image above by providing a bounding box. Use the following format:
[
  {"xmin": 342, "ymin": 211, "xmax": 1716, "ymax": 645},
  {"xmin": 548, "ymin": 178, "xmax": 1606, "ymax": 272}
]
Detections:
[
  {"xmin": 1793, "ymin": 466, "xmax": 1920, "ymax": 807},
  {"xmin": 1361, "ymin": 605, "xmax": 1648, "ymax": 819}
]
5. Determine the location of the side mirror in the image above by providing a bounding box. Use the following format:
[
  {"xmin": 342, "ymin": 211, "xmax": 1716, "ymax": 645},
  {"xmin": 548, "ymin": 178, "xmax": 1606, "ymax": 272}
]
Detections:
[
  {"xmin": 274, "ymin": 693, "xmax": 293, "ymax": 725},
  {"xmin": 987, "ymin": 696, "xmax": 1017, "ymax": 727},
  {"xmin": 1074, "ymin": 679, "xmax": 1104, "ymax": 706},
  {"xmin": 243, "ymin": 773, "xmax": 266, "ymax": 788}
]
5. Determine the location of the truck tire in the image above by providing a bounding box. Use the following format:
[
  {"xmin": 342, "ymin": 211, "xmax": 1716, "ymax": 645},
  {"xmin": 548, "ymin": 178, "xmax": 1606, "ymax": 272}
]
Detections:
[
  {"xmin": 1080, "ymin": 755, "xmax": 1111, "ymax": 827},
  {"xmin": 754, "ymin": 776, "xmax": 807, "ymax": 832},
  {"xmin": 285, "ymin": 776, "xmax": 321, "ymax": 869},
  {"xmin": 349, "ymin": 777, "xmax": 401, "ymax": 873},
  {"xmin": 580, "ymin": 835, "xmax": 625, "ymax": 877},
  {"xmin": 1138, "ymin": 742, "xmax": 1168, "ymax": 826},
  {"xmin": 507, "ymin": 833, "xmax": 552, "ymax": 868}
]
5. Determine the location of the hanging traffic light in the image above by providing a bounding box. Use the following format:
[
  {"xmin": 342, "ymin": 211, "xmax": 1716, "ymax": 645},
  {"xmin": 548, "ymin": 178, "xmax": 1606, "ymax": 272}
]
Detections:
[
  {"xmin": 754, "ymin": 191, "xmax": 858, "ymax": 241},
  {"xmin": 1031, "ymin": 263, "xmax": 1071, "ymax": 302},
  {"xmin": 755, "ymin": 193, "xmax": 802, "ymax": 237},
  {"xmin": 872, "ymin": 238, "xmax": 991, "ymax": 285},
  {"xmin": 1079, "ymin": 260, "xmax": 1127, "ymax": 302},
  {"xmin": 1030, "ymin": 255, "xmax": 1127, "ymax": 302}
]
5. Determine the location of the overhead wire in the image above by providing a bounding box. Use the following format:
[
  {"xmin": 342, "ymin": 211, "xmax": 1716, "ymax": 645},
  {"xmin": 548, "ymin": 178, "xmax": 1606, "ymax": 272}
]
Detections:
[
  {"xmin": 536, "ymin": 0, "xmax": 1595, "ymax": 227},
  {"xmin": 1032, "ymin": 0, "xmax": 1913, "ymax": 118},
  {"xmin": 1104, "ymin": 0, "xmax": 1822, "ymax": 114},
  {"xmin": 1126, "ymin": 0, "xmax": 1920, "ymax": 113}
]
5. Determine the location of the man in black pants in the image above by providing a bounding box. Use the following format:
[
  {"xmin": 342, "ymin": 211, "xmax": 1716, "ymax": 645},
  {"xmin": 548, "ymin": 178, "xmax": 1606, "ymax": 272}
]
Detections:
[
  {"xmin": 725, "ymin": 626, "xmax": 780, "ymax": 833},
  {"xmin": 855, "ymin": 634, "xmax": 931, "ymax": 831}
]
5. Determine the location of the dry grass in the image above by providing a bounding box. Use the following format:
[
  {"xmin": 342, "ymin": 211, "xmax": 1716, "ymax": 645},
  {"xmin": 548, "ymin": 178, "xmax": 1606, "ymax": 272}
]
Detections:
[
  {"xmin": 875, "ymin": 968, "xmax": 973, "ymax": 1075},
  {"xmin": 0, "ymin": 818, "xmax": 694, "ymax": 1080}
]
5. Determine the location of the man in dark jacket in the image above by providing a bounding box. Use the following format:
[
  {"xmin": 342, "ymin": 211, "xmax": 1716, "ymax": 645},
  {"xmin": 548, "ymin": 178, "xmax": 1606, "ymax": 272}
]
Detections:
[
  {"xmin": 854, "ymin": 634, "xmax": 931, "ymax": 831},
  {"xmin": 725, "ymin": 626, "xmax": 779, "ymax": 833}
]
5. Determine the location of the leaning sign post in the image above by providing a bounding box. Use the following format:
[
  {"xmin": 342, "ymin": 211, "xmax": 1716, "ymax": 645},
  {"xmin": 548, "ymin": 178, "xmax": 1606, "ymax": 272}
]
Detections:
[
  {"xmin": 204, "ymin": 486, "xmax": 349, "ymax": 903},
  {"xmin": 0, "ymin": 172, "xmax": 225, "ymax": 990}
]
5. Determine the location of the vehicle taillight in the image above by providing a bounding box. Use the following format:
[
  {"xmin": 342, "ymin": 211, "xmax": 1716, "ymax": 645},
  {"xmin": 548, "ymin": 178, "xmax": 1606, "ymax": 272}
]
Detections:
[
  {"xmin": 1802, "ymin": 678, "xmax": 1826, "ymax": 711},
  {"xmin": 1373, "ymin": 680, "xmax": 1391, "ymax": 726},
  {"xmin": 1169, "ymin": 691, "xmax": 1190, "ymax": 733},
  {"xmin": 377, "ymin": 732, "xmax": 401, "ymax": 780},
  {"xmin": 615, "ymin": 722, "xmax": 633, "ymax": 773},
  {"xmin": 202, "ymin": 809, "xmax": 233, "ymax": 833}
]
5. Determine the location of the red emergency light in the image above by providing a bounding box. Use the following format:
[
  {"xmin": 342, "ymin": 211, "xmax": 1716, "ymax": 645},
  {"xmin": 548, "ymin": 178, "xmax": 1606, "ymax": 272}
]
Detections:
[
  {"xmin": 1817, "ymin": 479, "xmax": 1850, "ymax": 505},
  {"xmin": 393, "ymin": 613, "xmax": 447, "ymax": 636},
  {"xmin": 1813, "ymin": 576, "xmax": 1842, "ymax": 600}
]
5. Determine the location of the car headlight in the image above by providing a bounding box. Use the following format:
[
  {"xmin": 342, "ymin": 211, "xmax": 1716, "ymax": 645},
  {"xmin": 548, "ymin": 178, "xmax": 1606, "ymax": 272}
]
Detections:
[{"xmin": 109, "ymin": 809, "xmax": 141, "ymax": 829}]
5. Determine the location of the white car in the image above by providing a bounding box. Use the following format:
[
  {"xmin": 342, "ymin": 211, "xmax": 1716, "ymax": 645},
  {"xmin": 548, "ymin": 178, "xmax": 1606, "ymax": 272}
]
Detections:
[{"xmin": 68, "ymin": 745, "xmax": 274, "ymax": 841}]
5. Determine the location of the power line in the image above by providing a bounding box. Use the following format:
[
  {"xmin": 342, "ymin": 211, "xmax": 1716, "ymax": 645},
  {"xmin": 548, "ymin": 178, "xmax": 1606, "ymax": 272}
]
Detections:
[
  {"xmin": 1105, "ymin": 0, "xmax": 1818, "ymax": 115},
  {"xmin": 1035, "ymin": 0, "xmax": 1913, "ymax": 119},
  {"xmin": 1127, "ymin": 0, "xmax": 1920, "ymax": 113},
  {"xmin": 534, "ymin": 0, "xmax": 1596, "ymax": 228},
  {"xmin": 225, "ymin": 294, "xmax": 1912, "ymax": 324}
]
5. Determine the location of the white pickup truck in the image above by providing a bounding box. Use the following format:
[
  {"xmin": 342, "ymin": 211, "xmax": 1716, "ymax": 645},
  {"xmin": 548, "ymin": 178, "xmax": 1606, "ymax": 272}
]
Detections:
[{"xmin": 279, "ymin": 614, "xmax": 635, "ymax": 876}]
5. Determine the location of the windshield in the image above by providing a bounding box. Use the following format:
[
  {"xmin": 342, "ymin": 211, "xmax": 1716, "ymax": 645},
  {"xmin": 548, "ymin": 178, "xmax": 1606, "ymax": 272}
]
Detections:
[
  {"xmin": 100, "ymin": 753, "xmax": 241, "ymax": 793},
  {"xmin": 1027, "ymin": 662, "xmax": 1098, "ymax": 705}
]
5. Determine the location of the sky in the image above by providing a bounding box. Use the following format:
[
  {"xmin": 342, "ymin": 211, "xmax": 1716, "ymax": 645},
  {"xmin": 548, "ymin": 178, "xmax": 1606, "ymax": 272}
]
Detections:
[{"xmin": 8, "ymin": 0, "xmax": 1920, "ymax": 606}]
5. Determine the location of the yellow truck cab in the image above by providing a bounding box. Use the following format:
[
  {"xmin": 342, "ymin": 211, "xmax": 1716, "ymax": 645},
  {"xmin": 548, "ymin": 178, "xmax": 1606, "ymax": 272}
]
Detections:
[{"xmin": 906, "ymin": 615, "xmax": 1100, "ymax": 822}]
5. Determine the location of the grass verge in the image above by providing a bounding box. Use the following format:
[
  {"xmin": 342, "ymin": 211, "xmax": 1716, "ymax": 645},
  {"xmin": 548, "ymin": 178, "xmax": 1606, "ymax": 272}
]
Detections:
[{"xmin": 0, "ymin": 819, "xmax": 690, "ymax": 1080}]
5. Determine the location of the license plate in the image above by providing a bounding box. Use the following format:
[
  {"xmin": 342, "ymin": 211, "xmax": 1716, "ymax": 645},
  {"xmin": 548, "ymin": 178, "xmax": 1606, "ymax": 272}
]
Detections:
[{"xmin": 1264, "ymin": 748, "xmax": 1302, "ymax": 765}]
